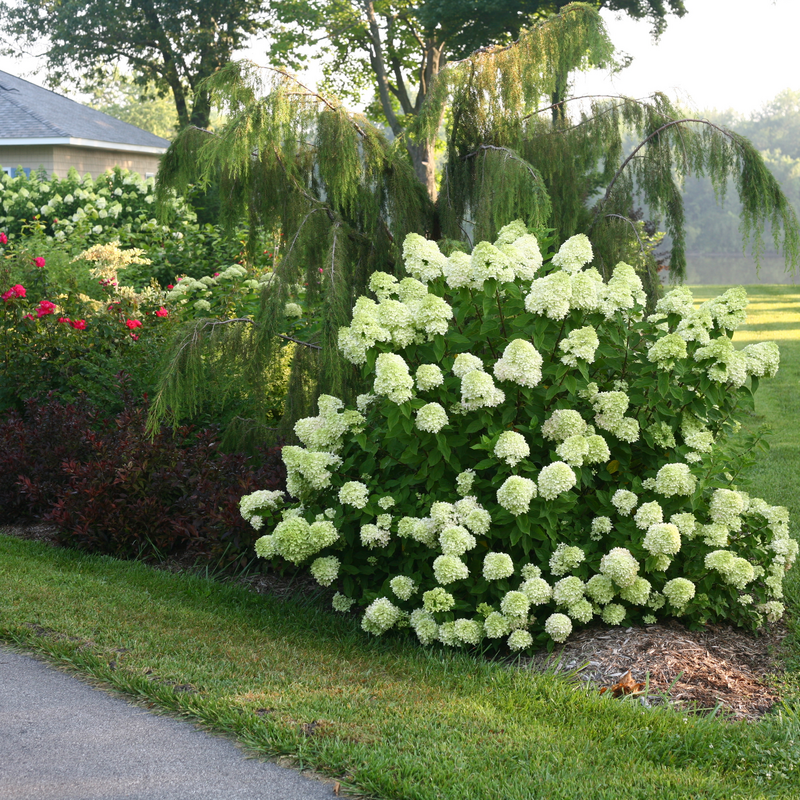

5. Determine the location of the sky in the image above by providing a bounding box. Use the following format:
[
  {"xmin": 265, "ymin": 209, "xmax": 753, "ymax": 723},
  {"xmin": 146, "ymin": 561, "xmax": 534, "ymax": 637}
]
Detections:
[
  {"xmin": 573, "ymin": 0, "xmax": 800, "ymax": 116},
  {"xmin": 0, "ymin": 0, "xmax": 797, "ymax": 118}
]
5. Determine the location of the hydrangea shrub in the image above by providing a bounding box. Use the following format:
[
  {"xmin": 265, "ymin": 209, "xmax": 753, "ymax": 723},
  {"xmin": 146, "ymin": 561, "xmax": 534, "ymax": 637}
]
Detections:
[{"xmin": 242, "ymin": 222, "xmax": 796, "ymax": 650}]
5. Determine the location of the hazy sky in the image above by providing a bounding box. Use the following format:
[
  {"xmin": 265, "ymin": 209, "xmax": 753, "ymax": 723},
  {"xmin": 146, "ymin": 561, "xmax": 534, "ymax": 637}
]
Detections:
[
  {"xmin": 0, "ymin": 0, "xmax": 796, "ymax": 118},
  {"xmin": 575, "ymin": 0, "xmax": 799, "ymax": 116}
]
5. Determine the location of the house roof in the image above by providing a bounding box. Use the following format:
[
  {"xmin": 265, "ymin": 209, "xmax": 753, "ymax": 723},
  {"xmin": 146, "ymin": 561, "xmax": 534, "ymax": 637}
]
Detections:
[{"xmin": 0, "ymin": 71, "xmax": 170, "ymax": 154}]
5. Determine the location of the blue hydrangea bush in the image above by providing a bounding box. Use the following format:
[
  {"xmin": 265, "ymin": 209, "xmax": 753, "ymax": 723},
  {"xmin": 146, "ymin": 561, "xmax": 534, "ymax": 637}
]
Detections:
[{"xmin": 241, "ymin": 221, "xmax": 796, "ymax": 650}]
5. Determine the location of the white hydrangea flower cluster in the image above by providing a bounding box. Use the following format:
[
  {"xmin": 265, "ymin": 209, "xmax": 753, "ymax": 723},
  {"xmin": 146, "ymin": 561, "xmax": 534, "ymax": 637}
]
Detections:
[
  {"xmin": 611, "ymin": 489, "xmax": 638, "ymax": 516},
  {"xmin": 459, "ymin": 368, "xmax": 505, "ymax": 410},
  {"xmin": 694, "ymin": 336, "xmax": 748, "ymax": 387},
  {"xmin": 483, "ymin": 552, "xmax": 515, "ymax": 580},
  {"xmin": 591, "ymin": 390, "xmax": 639, "ymax": 443},
  {"xmin": 742, "ymin": 342, "xmax": 780, "ymax": 378},
  {"xmin": 416, "ymin": 363, "xmax": 444, "ymax": 391},
  {"xmin": 239, "ymin": 489, "xmax": 284, "ymax": 530},
  {"xmin": 549, "ymin": 543, "xmax": 585, "ymax": 576},
  {"xmin": 283, "ymin": 446, "xmax": 342, "ymax": 499},
  {"xmin": 537, "ymin": 461, "xmax": 577, "ymax": 500},
  {"xmin": 597, "ymin": 262, "xmax": 646, "ymax": 319},
  {"xmin": 647, "ymin": 333, "xmax": 688, "ymax": 369},
  {"xmin": 642, "ymin": 523, "xmax": 682, "ymax": 557},
  {"xmin": 654, "ymin": 464, "xmax": 696, "ymax": 497},
  {"xmin": 704, "ymin": 550, "xmax": 755, "ymax": 590},
  {"xmin": 362, "ymin": 597, "xmax": 403, "ymax": 634},
  {"xmin": 496, "ymin": 476, "xmax": 537, "ymax": 515},
  {"xmin": 403, "ymin": 233, "xmax": 448, "ymax": 283},
  {"xmin": 294, "ymin": 395, "xmax": 364, "ymax": 453},
  {"xmin": 600, "ymin": 548, "xmax": 639, "ymax": 588},
  {"xmin": 416, "ymin": 402, "xmax": 449, "ymax": 433},
  {"xmin": 559, "ymin": 326, "xmax": 599, "ymax": 367},
  {"xmin": 390, "ymin": 576, "xmax": 417, "ymax": 601},
  {"xmin": 551, "ymin": 233, "xmax": 593, "ymax": 273},
  {"xmin": 705, "ymin": 286, "xmax": 748, "ymax": 332},
  {"xmin": 494, "ymin": 430, "xmax": 530, "ymax": 466},
  {"xmin": 634, "ymin": 501, "xmax": 663, "ymax": 531},
  {"xmin": 663, "ymin": 577, "xmax": 695, "ymax": 609},
  {"xmin": 374, "ymin": 353, "xmax": 414, "ymax": 404},
  {"xmin": 493, "ymin": 339, "xmax": 543, "ymax": 388},
  {"xmin": 256, "ymin": 517, "xmax": 339, "ymax": 565},
  {"xmin": 310, "ymin": 556, "xmax": 340, "ymax": 586},
  {"xmin": 338, "ymin": 269, "xmax": 452, "ymax": 364}
]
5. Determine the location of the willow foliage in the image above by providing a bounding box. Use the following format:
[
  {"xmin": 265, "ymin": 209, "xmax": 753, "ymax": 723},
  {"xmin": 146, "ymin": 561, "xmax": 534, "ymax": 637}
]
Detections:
[
  {"xmin": 426, "ymin": 5, "xmax": 799, "ymax": 281},
  {"xmin": 151, "ymin": 61, "xmax": 431, "ymax": 442},
  {"xmin": 150, "ymin": 2, "xmax": 799, "ymax": 445}
]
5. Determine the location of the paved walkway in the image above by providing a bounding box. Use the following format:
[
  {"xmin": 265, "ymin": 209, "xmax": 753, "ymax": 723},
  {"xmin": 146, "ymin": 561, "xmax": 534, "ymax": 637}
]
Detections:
[{"xmin": 0, "ymin": 645, "xmax": 338, "ymax": 800}]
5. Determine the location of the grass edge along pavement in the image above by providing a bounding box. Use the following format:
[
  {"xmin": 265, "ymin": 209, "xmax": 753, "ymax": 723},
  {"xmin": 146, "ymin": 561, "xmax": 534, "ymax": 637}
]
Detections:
[
  {"xmin": 1, "ymin": 534, "xmax": 799, "ymax": 800},
  {"xmin": 2, "ymin": 284, "xmax": 800, "ymax": 800}
]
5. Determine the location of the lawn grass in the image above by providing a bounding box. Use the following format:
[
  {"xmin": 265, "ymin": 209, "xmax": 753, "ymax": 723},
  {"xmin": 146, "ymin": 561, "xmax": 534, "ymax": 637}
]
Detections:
[{"xmin": 2, "ymin": 284, "xmax": 800, "ymax": 800}]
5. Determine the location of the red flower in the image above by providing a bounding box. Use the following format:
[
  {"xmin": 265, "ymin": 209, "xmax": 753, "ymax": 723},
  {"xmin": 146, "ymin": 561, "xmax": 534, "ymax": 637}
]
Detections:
[
  {"xmin": 130, "ymin": 333, "xmax": 139, "ymax": 340},
  {"xmin": 70, "ymin": 319, "xmax": 86, "ymax": 330},
  {"xmin": 57, "ymin": 317, "xmax": 71, "ymax": 324},
  {"xmin": 0, "ymin": 232, "xmax": 7, "ymax": 245},
  {"xmin": 155, "ymin": 307, "xmax": 169, "ymax": 317},
  {"xmin": 37, "ymin": 300, "xmax": 57, "ymax": 318},
  {"xmin": 23, "ymin": 313, "xmax": 35, "ymax": 320},
  {"xmin": 1, "ymin": 284, "xmax": 26, "ymax": 301},
  {"xmin": 125, "ymin": 319, "xmax": 142, "ymax": 330},
  {"xmin": 33, "ymin": 257, "xmax": 46, "ymax": 268},
  {"xmin": 166, "ymin": 284, "xmax": 174, "ymax": 290}
]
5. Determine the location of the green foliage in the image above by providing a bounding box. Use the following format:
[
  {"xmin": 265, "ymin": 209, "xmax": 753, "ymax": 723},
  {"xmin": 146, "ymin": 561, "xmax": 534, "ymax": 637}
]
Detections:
[
  {"xmin": 0, "ymin": 0, "xmax": 266, "ymax": 128},
  {"xmin": 244, "ymin": 225, "xmax": 795, "ymax": 652},
  {"xmin": 86, "ymin": 69, "xmax": 179, "ymax": 139},
  {"xmin": 0, "ymin": 167, "xmax": 269, "ymax": 288}
]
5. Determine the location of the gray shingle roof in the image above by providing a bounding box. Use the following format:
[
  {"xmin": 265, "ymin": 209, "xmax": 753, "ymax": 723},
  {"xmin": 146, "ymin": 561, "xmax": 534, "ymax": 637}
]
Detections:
[{"xmin": 0, "ymin": 71, "xmax": 170, "ymax": 150}]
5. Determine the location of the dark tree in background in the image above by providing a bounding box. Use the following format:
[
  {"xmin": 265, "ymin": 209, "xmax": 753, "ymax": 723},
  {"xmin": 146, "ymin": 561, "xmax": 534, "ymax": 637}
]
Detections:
[
  {"xmin": 0, "ymin": 0, "xmax": 267, "ymax": 129},
  {"xmin": 265, "ymin": 0, "xmax": 687, "ymax": 197}
]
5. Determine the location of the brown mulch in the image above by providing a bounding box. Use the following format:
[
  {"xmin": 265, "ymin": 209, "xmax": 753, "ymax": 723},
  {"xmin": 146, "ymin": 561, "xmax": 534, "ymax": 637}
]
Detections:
[{"xmin": 2, "ymin": 521, "xmax": 788, "ymax": 719}]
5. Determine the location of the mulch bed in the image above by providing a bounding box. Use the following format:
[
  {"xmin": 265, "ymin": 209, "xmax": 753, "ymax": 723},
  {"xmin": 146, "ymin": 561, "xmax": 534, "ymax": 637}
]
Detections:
[
  {"xmin": 525, "ymin": 619, "xmax": 786, "ymax": 720},
  {"xmin": 3, "ymin": 521, "xmax": 788, "ymax": 719}
]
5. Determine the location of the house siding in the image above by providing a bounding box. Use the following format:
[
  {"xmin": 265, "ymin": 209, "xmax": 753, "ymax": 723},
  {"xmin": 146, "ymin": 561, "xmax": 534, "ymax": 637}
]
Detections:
[
  {"xmin": 0, "ymin": 145, "xmax": 55, "ymax": 176},
  {"xmin": 0, "ymin": 144, "xmax": 162, "ymax": 179},
  {"xmin": 51, "ymin": 146, "xmax": 162, "ymax": 179}
]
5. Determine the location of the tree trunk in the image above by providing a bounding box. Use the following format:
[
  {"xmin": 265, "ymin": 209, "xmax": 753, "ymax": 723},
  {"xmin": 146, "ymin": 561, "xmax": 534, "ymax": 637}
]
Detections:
[
  {"xmin": 189, "ymin": 87, "xmax": 212, "ymax": 129},
  {"xmin": 407, "ymin": 140, "xmax": 438, "ymax": 202}
]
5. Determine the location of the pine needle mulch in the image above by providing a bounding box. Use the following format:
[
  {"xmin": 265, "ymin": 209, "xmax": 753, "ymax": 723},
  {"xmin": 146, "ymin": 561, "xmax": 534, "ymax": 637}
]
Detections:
[{"xmin": 527, "ymin": 620, "xmax": 786, "ymax": 720}]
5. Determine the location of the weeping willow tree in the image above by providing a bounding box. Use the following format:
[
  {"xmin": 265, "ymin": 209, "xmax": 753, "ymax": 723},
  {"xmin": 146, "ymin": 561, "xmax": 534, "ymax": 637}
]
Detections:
[{"xmin": 149, "ymin": 1, "xmax": 799, "ymax": 445}]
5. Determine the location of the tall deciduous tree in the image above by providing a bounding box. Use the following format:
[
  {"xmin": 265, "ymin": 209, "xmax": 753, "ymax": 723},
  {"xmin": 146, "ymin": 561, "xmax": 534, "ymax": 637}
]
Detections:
[
  {"xmin": 266, "ymin": 0, "xmax": 686, "ymax": 197},
  {"xmin": 150, "ymin": 3, "xmax": 797, "ymax": 446},
  {"xmin": 0, "ymin": 0, "xmax": 266, "ymax": 129}
]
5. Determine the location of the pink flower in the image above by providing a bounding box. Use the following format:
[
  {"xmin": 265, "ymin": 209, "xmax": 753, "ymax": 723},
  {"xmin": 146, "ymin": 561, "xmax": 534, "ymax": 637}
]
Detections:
[
  {"xmin": 155, "ymin": 307, "xmax": 169, "ymax": 317},
  {"xmin": 213, "ymin": 272, "xmax": 220, "ymax": 277},
  {"xmin": 57, "ymin": 317, "xmax": 71, "ymax": 324},
  {"xmin": 130, "ymin": 333, "xmax": 139, "ymax": 341},
  {"xmin": 0, "ymin": 232, "xmax": 7, "ymax": 245},
  {"xmin": 34, "ymin": 257, "xmax": 46, "ymax": 268},
  {"xmin": 37, "ymin": 300, "xmax": 57, "ymax": 318},
  {"xmin": 23, "ymin": 313, "xmax": 35, "ymax": 320},
  {"xmin": 125, "ymin": 319, "xmax": 142, "ymax": 330},
  {"xmin": 166, "ymin": 284, "xmax": 174, "ymax": 290},
  {"xmin": 70, "ymin": 319, "xmax": 86, "ymax": 330}
]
